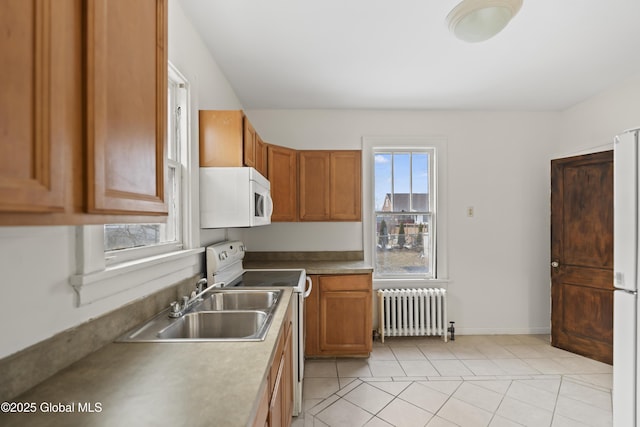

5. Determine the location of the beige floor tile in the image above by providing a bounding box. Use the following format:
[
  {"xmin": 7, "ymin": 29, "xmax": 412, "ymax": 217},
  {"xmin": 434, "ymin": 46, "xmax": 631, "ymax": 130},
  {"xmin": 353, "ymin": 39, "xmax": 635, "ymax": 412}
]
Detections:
[
  {"xmin": 336, "ymin": 378, "xmax": 362, "ymax": 397},
  {"xmin": 453, "ymin": 381, "xmax": 504, "ymax": 413},
  {"xmin": 515, "ymin": 378, "xmax": 561, "ymax": 395},
  {"xmin": 391, "ymin": 346, "xmax": 427, "ymax": 361},
  {"xmin": 554, "ymin": 395, "xmax": 612, "ymax": 427},
  {"xmin": 468, "ymin": 379, "xmax": 511, "ymax": 395},
  {"xmin": 437, "ymin": 397, "xmax": 494, "ymax": 427},
  {"xmin": 564, "ymin": 373, "xmax": 612, "ymax": 391},
  {"xmin": 418, "ymin": 379, "xmax": 462, "ymax": 395},
  {"xmin": 492, "ymin": 358, "xmax": 541, "ymax": 375},
  {"xmin": 506, "ymin": 380, "xmax": 557, "ymax": 411},
  {"xmin": 419, "ymin": 344, "xmax": 457, "ymax": 360},
  {"xmin": 369, "ymin": 346, "xmax": 397, "ymax": 361},
  {"xmin": 343, "ymin": 383, "xmax": 395, "ymax": 414},
  {"xmin": 551, "ymin": 413, "xmax": 592, "ymax": 427},
  {"xmin": 450, "ymin": 345, "xmax": 487, "ymax": 360},
  {"xmin": 399, "ymin": 360, "xmax": 440, "ymax": 376},
  {"xmin": 364, "ymin": 417, "xmax": 394, "ymax": 427},
  {"xmin": 337, "ymin": 359, "xmax": 372, "ymax": 378},
  {"xmin": 476, "ymin": 344, "xmax": 518, "ymax": 359},
  {"xmin": 558, "ymin": 379, "xmax": 612, "ymax": 411},
  {"xmin": 488, "ymin": 415, "xmax": 525, "ymax": 426},
  {"xmin": 368, "ymin": 360, "xmax": 406, "ymax": 377},
  {"xmin": 300, "ymin": 335, "xmax": 613, "ymax": 427},
  {"xmin": 462, "ymin": 359, "xmax": 507, "ymax": 376},
  {"xmin": 504, "ymin": 345, "xmax": 551, "ymax": 359},
  {"xmin": 427, "ymin": 415, "xmax": 460, "ymax": 426},
  {"xmin": 304, "ymin": 378, "xmax": 340, "ymax": 399},
  {"xmin": 553, "ymin": 357, "xmax": 613, "ymax": 374},
  {"xmin": 520, "ymin": 358, "xmax": 566, "ymax": 375},
  {"xmin": 377, "ymin": 398, "xmax": 434, "ymax": 427},
  {"xmin": 496, "ymin": 396, "xmax": 553, "ymax": 427},
  {"xmin": 432, "ymin": 359, "xmax": 475, "ymax": 376},
  {"xmin": 369, "ymin": 380, "xmax": 411, "ymax": 396},
  {"xmin": 316, "ymin": 399, "xmax": 373, "ymax": 427},
  {"xmin": 306, "ymin": 360, "xmax": 338, "ymax": 378},
  {"xmin": 398, "ymin": 382, "xmax": 449, "ymax": 414}
]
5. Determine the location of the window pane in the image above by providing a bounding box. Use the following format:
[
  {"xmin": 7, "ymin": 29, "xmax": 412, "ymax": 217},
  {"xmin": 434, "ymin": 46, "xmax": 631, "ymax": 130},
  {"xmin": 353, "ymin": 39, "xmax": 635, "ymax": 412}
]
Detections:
[
  {"xmin": 104, "ymin": 224, "xmax": 163, "ymax": 251},
  {"xmin": 375, "ymin": 213, "xmax": 431, "ymax": 275},
  {"xmin": 392, "ymin": 153, "xmax": 411, "ymax": 212},
  {"xmin": 412, "ymin": 153, "xmax": 429, "ymax": 211},
  {"xmin": 374, "ymin": 153, "xmax": 392, "ymax": 211}
]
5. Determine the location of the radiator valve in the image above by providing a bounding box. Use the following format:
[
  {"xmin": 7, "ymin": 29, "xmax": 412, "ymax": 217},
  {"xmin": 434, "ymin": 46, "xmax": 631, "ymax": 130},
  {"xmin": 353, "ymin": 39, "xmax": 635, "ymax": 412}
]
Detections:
[{"xmin": 448, "ymin": 321, "xmax": 456, "ymax": 341}]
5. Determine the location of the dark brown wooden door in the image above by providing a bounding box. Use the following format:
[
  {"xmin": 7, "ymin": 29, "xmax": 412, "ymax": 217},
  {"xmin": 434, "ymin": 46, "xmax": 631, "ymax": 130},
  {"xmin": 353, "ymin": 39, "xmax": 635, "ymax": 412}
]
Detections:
[{"xmin": 551, "ymin": 150, "xmax": 614, "ymax": 364}]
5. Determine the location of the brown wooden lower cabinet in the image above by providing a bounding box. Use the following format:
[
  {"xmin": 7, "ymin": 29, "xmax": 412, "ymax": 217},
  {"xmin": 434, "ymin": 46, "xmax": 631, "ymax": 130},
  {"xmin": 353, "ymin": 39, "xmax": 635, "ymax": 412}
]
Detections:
[
  {"xmin": 253, "ymin": 300, "xmax": 293, "ymax": 427},
  {"xmin": 305, "ymin": 273, "xmax": 373, "ymax": 357}
]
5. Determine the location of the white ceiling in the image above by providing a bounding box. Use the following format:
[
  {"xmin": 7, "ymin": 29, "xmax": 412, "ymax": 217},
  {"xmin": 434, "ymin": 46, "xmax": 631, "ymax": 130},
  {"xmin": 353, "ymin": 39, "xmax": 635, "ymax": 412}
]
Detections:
[{"xmin": 179, "ymin": 0, "xmax": 640, "ymax": 111}]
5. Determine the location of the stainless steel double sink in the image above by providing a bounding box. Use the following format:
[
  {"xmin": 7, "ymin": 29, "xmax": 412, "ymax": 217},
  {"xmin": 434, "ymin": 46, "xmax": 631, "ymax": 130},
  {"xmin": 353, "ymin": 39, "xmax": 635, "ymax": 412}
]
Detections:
[{"xmin": 118, "ymin": 289, "xmax": 282, "ymax": 342}]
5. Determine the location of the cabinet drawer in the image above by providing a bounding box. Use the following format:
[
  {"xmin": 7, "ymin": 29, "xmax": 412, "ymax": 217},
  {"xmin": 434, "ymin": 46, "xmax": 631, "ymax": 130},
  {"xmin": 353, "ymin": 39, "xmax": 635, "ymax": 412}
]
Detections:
[{"xmin": 318, "ymin": 274, "xmax": 371, "ymax": 292}]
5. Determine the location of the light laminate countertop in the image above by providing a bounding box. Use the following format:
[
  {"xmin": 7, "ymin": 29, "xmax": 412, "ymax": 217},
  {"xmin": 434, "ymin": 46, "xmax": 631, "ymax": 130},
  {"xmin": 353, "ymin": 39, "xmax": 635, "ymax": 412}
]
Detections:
[
  {"xmin": 0, "ymin": 289, "xmax": 293, "ymax": 427},
  {"xmin": 244, "ymin": 260, "xmax": 373, "ymax": 275}
]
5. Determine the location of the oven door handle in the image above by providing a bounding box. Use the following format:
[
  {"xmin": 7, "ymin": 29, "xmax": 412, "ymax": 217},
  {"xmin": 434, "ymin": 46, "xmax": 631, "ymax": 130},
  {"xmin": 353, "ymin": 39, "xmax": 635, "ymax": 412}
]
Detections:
[{"xmin": 303, "ymin": 276, "xmax": 313, "ymax": 298}]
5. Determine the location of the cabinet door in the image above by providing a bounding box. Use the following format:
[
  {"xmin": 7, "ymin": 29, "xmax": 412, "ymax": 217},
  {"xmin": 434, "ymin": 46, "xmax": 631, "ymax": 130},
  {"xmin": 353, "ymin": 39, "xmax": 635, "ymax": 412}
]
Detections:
[
  {"xmin": 330, "ymin": 151, "xmax": 361, "ymax": 221},
  {"xmin": 269, "ymin": 353, "xmax": 284, "ymax": 427},
  {"xmin": 85, "ymin": 0, "xmax": 168, "ymax": 215},
  {"xmin": 199, "ymin": 110, "xmax": 243, "ymax": 167},
  {"xmin": 0, "ymin": 0, "xmax": 80, "ymax": 213},
  {"xmin": 298, "ymin": 151, "xmax": 330, "ymax": 221},
  {"xmin": 282, "ymin": 325, "xmax": 293, "ymax": 427},
  {"xmin": 243, "ymin": 116, "xmax": 257, "ymax": 168},
  {"xmin": 319, "ymin": 274, "xmax": 372, "ymax": 354},
  {"xmin": 255, "ymin": 135, "xmax": 268, "ymax": 177},
  {"xmin": 268, "ymin": 144, "xmax": 298, "ymax": 222}
]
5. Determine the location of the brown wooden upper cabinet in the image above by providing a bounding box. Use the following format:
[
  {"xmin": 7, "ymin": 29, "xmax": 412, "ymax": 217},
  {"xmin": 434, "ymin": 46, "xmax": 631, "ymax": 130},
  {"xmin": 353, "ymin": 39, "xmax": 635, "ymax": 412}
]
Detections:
[
  {"xmin": 298, "ymin": 151, "xmax": 361, "ymax": 221},
  {"xmin": 268, "ymin": 144, "xmax": 298, "ymax": 222},
  {"xmin": 199, "ymin": 110, "xmax": 268, "ymax": 178},
  {"xmin": 0, "ymin": 0, "xmax": 168, "ymax": 224},
  {"xmin": 86, "ymin": 0, "xmax": 168, "ymax": 215}
]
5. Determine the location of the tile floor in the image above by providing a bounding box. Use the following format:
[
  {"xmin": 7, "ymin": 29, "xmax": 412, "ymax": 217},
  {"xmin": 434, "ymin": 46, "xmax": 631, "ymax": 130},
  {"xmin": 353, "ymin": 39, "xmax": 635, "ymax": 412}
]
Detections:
[{"xmin": 295, "ymin": 335, "xmax": 612, "ymax": 427}]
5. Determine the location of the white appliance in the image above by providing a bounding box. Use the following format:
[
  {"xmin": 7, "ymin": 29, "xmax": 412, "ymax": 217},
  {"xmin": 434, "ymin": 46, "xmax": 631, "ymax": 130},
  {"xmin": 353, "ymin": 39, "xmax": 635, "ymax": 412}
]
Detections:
[
  {"xmin": 613, "ymin": 128, "xmax": 640, "ymax": 426},
  {"xmin": 205, "ymin": 241, "xmax": 312, "ymax": 417},
  {"xmin": 200, "ymin": 167, "xmax": 273, "ymax": 228}
]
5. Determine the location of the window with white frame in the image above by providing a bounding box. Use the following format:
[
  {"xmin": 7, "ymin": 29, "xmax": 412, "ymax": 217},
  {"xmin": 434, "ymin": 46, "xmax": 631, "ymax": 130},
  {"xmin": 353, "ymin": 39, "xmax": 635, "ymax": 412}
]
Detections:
[
  {"xmin": 103, "ymin": 67, "xmax": 188, "ymax": 265},
  {"xmin": 374, "ymin": 148, "xmax": 436, "ymax": 279}
]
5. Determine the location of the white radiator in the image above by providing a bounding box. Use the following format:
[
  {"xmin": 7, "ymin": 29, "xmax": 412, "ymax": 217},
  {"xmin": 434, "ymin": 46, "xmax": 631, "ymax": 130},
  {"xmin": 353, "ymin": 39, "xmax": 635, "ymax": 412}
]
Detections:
[{"xmin": 377, "ymin": 288, "xmax": 448, "ymax": 343}]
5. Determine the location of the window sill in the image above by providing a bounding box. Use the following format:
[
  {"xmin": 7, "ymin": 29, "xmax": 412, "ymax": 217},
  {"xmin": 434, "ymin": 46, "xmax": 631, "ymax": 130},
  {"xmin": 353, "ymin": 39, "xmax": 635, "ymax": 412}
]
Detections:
[{"xmin": 69, "ymin": 247, "xmax": 205, "ymax": 306}]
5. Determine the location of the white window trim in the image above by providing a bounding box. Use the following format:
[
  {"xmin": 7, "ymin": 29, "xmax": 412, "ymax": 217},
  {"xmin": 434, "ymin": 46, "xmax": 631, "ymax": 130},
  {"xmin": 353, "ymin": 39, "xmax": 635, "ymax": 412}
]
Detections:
[
  {"xmin": 70, "ymin": 62, "xmax": 202, "ymax": 306},
  {"xmin": 362, "ymin": 136, "xmax": 450, "ymax": 286}
]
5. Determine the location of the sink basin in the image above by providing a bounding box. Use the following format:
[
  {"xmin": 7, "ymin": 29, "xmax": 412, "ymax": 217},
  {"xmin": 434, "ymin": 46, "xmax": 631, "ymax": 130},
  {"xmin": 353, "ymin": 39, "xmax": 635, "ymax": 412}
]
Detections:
[
  {"xmin": 117, "ymin": 289, "xmax": 282, "ymax": 342},
  {"xmin": 157, "ymin": 311, "xmax": 269, "ymax": 340},
  {"xmin": 195, "ymin": 290, "xmax": 281, "ymax": 311}
]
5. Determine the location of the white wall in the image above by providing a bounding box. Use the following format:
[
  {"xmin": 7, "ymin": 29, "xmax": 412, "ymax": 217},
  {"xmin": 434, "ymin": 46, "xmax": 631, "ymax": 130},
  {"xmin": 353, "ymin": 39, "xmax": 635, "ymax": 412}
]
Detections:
[
  {"xmin": 555, "ymin": 74, "xmax": 640, "ymax": 158},
  {"xmin": 0, "ymin": 0, "xmax": 241, "ymax": 359},
  {"xmin": 241, "ymin": 109, "xmax": 560, "ymax": 334}
]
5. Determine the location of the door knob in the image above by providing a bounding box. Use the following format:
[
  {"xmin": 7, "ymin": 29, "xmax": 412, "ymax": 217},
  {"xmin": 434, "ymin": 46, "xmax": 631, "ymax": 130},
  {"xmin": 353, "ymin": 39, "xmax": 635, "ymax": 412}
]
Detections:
[{"xmin": 551, "ymin": 261, "xmax": 559, "ymax": 268}]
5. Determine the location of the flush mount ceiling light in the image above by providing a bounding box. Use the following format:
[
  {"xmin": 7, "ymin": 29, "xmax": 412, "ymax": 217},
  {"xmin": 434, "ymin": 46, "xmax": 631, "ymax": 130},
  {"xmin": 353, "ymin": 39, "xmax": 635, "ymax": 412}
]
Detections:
[{"xmin": 446, "ymin": 0, "xmax": 523, "ymax": 43}]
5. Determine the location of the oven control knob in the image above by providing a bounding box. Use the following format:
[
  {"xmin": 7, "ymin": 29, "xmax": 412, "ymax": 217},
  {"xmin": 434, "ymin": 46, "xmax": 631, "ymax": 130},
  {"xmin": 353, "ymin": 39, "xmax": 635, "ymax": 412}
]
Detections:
[{"xmin": 219, "ymin": 251, "xmax": 228, "ymax": 261}]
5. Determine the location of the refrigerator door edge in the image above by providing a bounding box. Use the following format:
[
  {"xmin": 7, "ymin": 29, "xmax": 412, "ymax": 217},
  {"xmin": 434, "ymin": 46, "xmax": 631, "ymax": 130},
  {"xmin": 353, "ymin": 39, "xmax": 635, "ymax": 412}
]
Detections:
[{"xmin": 614, "ymin": 290, "xmax": 637, "ymax": 426}]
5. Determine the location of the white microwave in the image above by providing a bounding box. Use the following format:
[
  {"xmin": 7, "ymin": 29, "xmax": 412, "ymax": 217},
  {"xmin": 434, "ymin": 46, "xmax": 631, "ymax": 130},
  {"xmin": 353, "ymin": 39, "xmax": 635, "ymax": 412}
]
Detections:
[{"xmin": 200, "ymin": 167, "xmax": 273, "ymax": 228}]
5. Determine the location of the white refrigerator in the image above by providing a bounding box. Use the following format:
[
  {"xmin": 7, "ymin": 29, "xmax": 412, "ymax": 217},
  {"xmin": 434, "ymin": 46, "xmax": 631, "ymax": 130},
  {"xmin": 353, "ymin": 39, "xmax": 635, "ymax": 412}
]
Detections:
[{"xmin": 614, "ymin": 128, "xmax": 640, "ymax": 426}]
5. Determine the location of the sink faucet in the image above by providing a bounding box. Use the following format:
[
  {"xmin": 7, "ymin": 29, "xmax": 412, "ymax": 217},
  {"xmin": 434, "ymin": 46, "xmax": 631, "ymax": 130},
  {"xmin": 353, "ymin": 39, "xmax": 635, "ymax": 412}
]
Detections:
[
  {"xmin": 168, "ymin": 279, "xmax": 225, "ymax": 318},
  {"xmin": 196, "ymin": 278, "xmax": 208, "ymax": 294}
]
